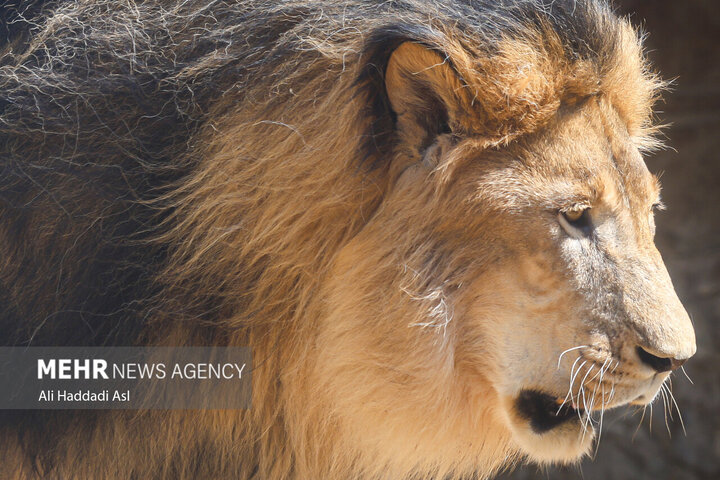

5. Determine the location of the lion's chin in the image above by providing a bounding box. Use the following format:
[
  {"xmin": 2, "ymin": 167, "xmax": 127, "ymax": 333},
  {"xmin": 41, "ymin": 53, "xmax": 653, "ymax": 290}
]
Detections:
[{"xmin": 503, "ymin": 390, "xmax": 595, "ymax": 464}]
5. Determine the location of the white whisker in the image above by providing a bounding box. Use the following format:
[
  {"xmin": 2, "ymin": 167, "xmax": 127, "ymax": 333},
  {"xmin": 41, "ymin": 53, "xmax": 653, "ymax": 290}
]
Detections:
[
  {"xmin": 633, "ymin": 405, "xmax": 647, "ymax": 440},
  {"xmin": 666, "ymin": 380, "xmax": 687, "ymax": 436},
  {"xmin": 680, "ymin": 366, "xmax": 694, "ymax": 385},
  {"xmin": 579, "ymin": 364, "xmax": 596, "ymax": 438},
  {"xmin": 607, "ymin": 360, "xmax": 619, "ymax": 404},
  {"xmin": 557, "ymin": 345, "xmax": 587, "ymax": 369},
  {"xmin": 572, "ymin": 360, "xmax": 588, "ymax": 408},
  {"xmin": 591, "ymin": 358, "xmax": 610, "ymax": 411},
  {"xmin": 659, "ymin": 384, "xmax": 671, "ymax": 437},
  {"xmin": 593, "ymin": 374, "xmax": 608, "ymax": 459},
  {"xmin": 649, "ymin": 401, "xmax": 654, "ymax": 434},
  {"xmin": 585, "ymin": 384, "xmax": 598, "ymax": 431},
  {"xmin": 663, "ymin": 383, "xmax": 674, "ymax": 421},
  {"xmin": 586, "ymin": 359, "xmax": 607, "ymax": 383},
  {"xmin": 557, "ymin": 357, "xmax": 585, "ymax": 415},
  {"xmin": 596, "ymin": 358, "xmax": 610, "ymax": 399}
]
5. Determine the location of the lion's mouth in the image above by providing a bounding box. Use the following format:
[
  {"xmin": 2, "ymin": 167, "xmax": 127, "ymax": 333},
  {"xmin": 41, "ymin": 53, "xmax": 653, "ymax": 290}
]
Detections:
[{"xmin": 514, "ymin": 389, "xmax": 584, "ymax": 434}]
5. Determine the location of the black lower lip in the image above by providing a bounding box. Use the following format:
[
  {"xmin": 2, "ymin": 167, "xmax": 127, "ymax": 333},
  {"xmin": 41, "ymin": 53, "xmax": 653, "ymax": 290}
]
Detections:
[{"xmin": 515, "ymin": 389, "xmax": 581, "ymax": 434}]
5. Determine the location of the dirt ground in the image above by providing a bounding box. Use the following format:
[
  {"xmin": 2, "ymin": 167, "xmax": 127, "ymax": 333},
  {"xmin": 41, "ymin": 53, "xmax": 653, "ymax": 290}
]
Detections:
[{"xmin": 500, "ymin": 1, "xmax": 720, "ymax": 479}]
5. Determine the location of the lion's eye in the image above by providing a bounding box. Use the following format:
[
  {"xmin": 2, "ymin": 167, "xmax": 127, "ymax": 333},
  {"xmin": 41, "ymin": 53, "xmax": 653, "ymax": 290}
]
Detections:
[
  {"xmin": 563, "ymin": 209, "xmax": 584, "ymax": 222},
  {"xmin": 558, "ymin": 207, "xmax": 592, "ymax": 237}
]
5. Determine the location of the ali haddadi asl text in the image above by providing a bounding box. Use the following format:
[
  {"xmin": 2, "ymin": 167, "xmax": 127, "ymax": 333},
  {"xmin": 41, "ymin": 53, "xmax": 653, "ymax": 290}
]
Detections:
[{"xmin": 38, "ymin": 389, "xmax": 130, "ymax": 402}]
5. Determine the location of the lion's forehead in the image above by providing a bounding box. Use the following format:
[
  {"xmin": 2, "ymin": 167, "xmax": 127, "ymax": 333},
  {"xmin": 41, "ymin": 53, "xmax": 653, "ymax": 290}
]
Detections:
[{"xmin": 465, "ymin": 100, "xmax": 659, "ymax": 216}]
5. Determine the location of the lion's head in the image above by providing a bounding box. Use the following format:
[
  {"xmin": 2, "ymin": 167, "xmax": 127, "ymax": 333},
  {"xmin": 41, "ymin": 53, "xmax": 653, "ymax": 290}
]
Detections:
[{"xmin": 303, "ymin": 11, "xmax": 696, "ymax": 478}]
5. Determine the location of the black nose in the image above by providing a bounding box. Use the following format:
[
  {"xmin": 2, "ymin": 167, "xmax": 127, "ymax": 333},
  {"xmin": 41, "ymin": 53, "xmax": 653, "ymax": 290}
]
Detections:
[{"xmin": 636, "ymin": 346, "xmax": 687, "ymax": 373}]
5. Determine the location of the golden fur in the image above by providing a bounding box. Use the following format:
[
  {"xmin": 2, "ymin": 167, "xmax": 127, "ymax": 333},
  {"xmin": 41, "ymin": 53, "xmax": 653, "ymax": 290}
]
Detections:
[{"xmin": 0, "ymin": 1, "xmax": 695, "ymax": 478}]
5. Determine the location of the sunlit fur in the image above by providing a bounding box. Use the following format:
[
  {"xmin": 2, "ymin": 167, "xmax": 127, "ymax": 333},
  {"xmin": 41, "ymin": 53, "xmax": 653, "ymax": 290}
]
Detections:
[{"xmin": 0, "ymin": 1, "xmax": 695, "ymax": 479}]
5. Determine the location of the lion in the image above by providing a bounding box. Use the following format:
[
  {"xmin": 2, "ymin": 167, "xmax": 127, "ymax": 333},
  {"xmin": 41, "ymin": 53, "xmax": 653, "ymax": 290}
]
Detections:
[{"xmin": 0, "ymin": 0, "xmax": 696, "ymax": 478}]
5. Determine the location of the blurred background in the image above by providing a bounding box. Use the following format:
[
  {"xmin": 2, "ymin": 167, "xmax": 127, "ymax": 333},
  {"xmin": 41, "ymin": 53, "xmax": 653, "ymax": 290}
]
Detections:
[{"xmin": 501, "ymin": 1, "xmax": 720, "ymax": 479}]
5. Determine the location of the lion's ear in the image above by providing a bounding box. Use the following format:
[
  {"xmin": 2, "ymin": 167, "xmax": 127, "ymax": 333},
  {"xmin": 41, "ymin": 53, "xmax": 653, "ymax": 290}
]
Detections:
[{"xmin": 385, "ymin": 42, "xmax": 470, "ymax": 157}]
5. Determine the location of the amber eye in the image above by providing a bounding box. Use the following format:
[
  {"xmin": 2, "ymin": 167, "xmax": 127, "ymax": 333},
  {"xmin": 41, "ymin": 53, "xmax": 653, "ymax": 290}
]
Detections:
[
  {"xmin": 563, "ymin": 209, "xmax": 584, "ymax": 222},
  {"xmin": 558, "ymin": 207, "xmax": 592, "ymax": 237}
]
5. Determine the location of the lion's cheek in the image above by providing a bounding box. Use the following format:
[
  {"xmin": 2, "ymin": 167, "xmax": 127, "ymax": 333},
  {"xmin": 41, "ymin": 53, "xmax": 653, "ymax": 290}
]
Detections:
[{"xmin": 304, "ymin": 236, "xmax": 517, "ymax": 473}]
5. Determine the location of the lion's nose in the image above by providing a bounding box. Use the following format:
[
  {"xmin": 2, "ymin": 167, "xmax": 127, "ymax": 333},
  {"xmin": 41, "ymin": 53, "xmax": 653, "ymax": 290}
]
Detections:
[{"xmin": 636, "ymin": 346, "xmax": 689, "ymax": 373}]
